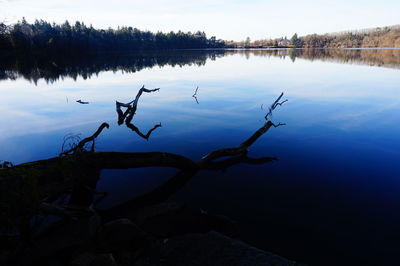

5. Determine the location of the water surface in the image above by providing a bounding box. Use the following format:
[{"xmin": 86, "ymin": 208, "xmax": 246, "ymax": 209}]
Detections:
[{"xmin": 1, "ymin": 49, "xmax": 400, "ymax": 266}]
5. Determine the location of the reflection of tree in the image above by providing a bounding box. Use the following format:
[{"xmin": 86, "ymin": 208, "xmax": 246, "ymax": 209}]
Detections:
[
  {"xmin": 224, "ymin": 48, "xmax": 400, "ymax": 69},
  {"xmin": 192, "ymin": 86, "xmax": 199, "ymax": 104},
  {"xmin": 2, "ymin": 49, "xmax": 400, "ymax": 84},
  {"xmin": 0, "ymin": 50, "xmax": 225, "ymax": 83}
]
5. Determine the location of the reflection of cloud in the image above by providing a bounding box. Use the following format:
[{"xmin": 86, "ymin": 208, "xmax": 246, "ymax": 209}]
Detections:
[
  {"xmin": 327, "ymin": 103, "xmax": 400, "ymax": 131},
  {"xmin": 0, "ymin": 105, "xmax": 111, "ymax": 140},
  {"xmin": 1, "ymin": 52, "xmax": 400, "ymax": 145}
]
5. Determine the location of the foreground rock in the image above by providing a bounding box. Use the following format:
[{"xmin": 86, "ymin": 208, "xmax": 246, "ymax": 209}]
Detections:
[
  {"xmin": 1, "ymin": 202, "xmax": 306, "ymax": 266},
  {"xmin": 135, "ymin": 231, "xmax": 304, "ymax": 266}
]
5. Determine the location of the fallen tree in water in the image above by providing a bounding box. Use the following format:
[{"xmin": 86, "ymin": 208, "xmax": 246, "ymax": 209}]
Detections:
[
  {"xmin": 0, "ymin": 90, "xmax": 288, "ymax": 266},
  {"xmin": 116, "ymin": 85, "xmax": 162, "ymax": 140}
]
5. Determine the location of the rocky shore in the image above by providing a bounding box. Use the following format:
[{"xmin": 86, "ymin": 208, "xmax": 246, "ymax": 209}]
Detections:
[{"xmin": 1, "ymin": 201, "xmax": 305, "ymax": 266}]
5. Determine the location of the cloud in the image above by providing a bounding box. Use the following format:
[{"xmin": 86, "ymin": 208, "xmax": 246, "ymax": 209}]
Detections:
[{"xmin": 1, "ymin": 0, "xmax": 400, "ymax": 40}]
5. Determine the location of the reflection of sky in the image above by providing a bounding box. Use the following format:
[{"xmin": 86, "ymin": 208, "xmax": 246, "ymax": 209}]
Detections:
[
  {"xmin": 1, "ymin": 51, "xmax": 400, "ymax": 183},
  {"xmin": 1, "ymin": 53, "xmax": 400, "ymax": 142}
]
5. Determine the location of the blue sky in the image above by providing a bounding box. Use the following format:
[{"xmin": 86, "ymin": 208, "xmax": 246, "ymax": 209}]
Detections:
[{"xmin": 1, "ymin": 0, "xmax": 399, "ymax": 40}]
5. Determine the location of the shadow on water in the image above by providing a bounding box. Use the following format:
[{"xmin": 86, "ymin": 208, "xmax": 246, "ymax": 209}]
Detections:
[
  {"xmin": 1, "ymin": 49, "xmax": 400, "ymax": 83},
  {"xmin": 0, "ymin": 88, "xmax": 288, "ymax": 266}
]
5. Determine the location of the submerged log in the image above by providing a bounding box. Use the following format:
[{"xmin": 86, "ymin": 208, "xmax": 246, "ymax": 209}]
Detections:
[
  {"xmin": 0, "ymin": 91, "xmax": 289, "ymax": 266},
  {"xmin": 1, "ymin": 92, "xmax": 286, "ymax": 238}
]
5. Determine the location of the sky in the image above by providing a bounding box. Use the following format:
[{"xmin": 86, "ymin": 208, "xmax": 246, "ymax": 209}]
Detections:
[{"xmin": 0, "ymin": 0, "xmax": 399, "ymax": 41}]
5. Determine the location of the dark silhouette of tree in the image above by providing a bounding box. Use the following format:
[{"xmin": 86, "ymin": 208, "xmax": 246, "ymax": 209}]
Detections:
[{"xmin": 0, "ymin": 19, "xmax": 225, "ymax": 55}]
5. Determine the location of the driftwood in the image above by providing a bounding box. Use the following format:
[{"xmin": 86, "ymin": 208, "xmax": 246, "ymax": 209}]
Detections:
[
  {"xmin": 76, "ymin": 100, "xmax": 89, "ymax": 104},
  {"xmin": 264, "ymin": 92, "xmax": 288, "ymax": 120},
  {"xmin": 116, "ymin": 85, "xmax": 161, "ymax": 140},
  {"xmin": 104, "ymin": 92, "xmax": 287, "ymax": 219},
  {"xmin": 60, "ymin": 122, "xmax": 110, "ymax": 156},
  {"xmin": 199, "ymin": 92, "xmax": 287, "ymax": 167},
  {"xmin": 0, "ymin": 91, "xmax": 287, "ymax": 246}
]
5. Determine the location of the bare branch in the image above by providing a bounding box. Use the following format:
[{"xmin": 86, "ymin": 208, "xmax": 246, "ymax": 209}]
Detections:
[
  {"xmin": 264, "ymin": 92, "xmax": 288, "ymax": 120},
  {"xmin": 200, "ymin": 93, "xmax": 287, "ymax": 165},
  {"xmin": 271, "ymin": 122, "xmax": 286, "ymax": 128},
  {"xmin": 116, "ymin": 86, "xmax": 161, "ymax": 139},
  {"xmin": 128, "ymin": 85, "xmax": 160, "ymax": 111},
  {"xmin": 59, "ymin": 123, "xmax": 109, "ymax": 156},
  {"xmin": 199, "ymin": 120, "xmax": 274, "ymax": 164}
]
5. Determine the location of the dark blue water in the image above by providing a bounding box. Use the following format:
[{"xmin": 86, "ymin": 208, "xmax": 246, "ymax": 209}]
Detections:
[{"xmin": 1, "ymin": 50, "xmax": 400, "ymax": 265}]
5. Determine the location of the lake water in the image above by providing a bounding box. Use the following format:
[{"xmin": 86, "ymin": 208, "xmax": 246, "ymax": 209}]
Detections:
[{"xmin": 1, "ymin": 49, "xmax": 400, "ymax": 266}]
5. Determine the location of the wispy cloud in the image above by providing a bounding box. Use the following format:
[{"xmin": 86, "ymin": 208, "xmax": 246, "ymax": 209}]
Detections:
[{"xmin": 1, "ymin": 0, "xmax": 399, "ymax": 40}]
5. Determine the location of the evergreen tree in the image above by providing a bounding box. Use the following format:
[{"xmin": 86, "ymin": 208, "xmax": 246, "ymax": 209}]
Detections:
[{"xmin": 290, "ymin": 33, "xmax": 302, "ymax": 47}]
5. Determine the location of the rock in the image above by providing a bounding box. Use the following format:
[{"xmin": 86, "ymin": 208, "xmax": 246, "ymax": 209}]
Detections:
[
  {"xmin": 70, "ymin": 252, "xmax": 96, "ymax": 266},
  {"xmin": 134, "ymin": 201, "xmax": 239, "ymax": 238},
  {"xmin": 136, "ymin": 231, "xmax": 304, "ymax": 266},
  {"xmin": 96, "ymin": 218, "xmax": 149, "ymax": 252},
  {"xmin": 204, "ymin": 214, "xmax": 240, "ymax": 238},
  {"xmin": 70, "ymin": 252, "xmax": 118, "ymax": 266},
  {"xmin": 17, "ymin": 212, "xmax": 101, "ymax": 266},
  {"xmin": 36, "ymin": 212, "xmax": 101, "ymax": 252},
  {"xmin": 90, "ymin": 253, "xmax": 117, "ymax": 266},
  {"xmin": 133, "ymin": 201, "xmax": 186, "ymax": 226}
]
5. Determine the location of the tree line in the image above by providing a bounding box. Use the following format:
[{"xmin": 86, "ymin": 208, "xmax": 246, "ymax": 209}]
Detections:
[
  {"xmin": 300, "ymin": 26, "xmax": 400, "ymax": 48},
  {"xmin": 227, "ymin": 25, "xmax": 400, "ymax": 48},
  {"xmin": 1, "ymin": 19, "xmax": 399, "ymax": 54},
  {"xmin": 0, "ymin": 18, "xmax": 225, "ymax": 55}
]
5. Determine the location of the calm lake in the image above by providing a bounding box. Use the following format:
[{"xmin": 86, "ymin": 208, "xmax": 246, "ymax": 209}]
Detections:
[{"xmin": 1, "ymin": 49, "xmax": 400, "ymax": 266}]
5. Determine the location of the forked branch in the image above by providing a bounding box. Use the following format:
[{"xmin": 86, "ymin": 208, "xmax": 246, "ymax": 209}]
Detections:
[
  {"xmin": 116, "ymin": 86, "xmax": 161, "ymax": 139},
  {"xmin": 59, "ymin": 122, "xmax": 109, "ymax": 156},
  {"xmin": 200, "ymin": 93, "xmax": 287, "ymax": 166},
  {"xmin": 264, "ymin": 92, "xmax": 288, "ymax": 120}
]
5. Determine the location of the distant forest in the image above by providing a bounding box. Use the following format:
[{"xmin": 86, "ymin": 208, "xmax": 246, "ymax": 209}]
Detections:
[
  {"xmin": 0, "ymin": 18, "xmax": 225, "ymax": 55},
  {"xmin": 1, "ymin": 19, "xmax": 400, "ymax": 54},
  {"xmin": 299, "ymin": 25, "xmax": 400, "ymax": 48},
  {"xmin": 229, "ymin": 25, "xmax": 400, "ymax": 48}
]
